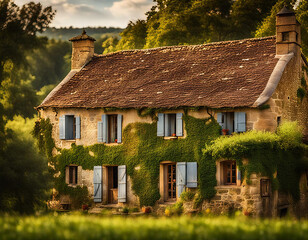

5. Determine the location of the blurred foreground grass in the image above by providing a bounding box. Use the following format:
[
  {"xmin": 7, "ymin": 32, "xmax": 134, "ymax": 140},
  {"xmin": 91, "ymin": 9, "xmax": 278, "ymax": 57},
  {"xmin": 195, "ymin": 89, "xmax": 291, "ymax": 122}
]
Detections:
[{"xmin": 1, "ymin": 214, "xmax": 308, "ymax": 240}]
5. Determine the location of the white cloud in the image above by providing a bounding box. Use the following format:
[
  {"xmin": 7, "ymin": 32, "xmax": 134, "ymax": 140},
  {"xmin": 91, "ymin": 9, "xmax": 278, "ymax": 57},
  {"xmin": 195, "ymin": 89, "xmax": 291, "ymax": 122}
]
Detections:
[
  {"xmin": 13, "ymin": 0, "xmax": 154, "ymax": 28},
  {"xmin": 107, "ymin": 0, "xmax": 153, "ymax": 23}
]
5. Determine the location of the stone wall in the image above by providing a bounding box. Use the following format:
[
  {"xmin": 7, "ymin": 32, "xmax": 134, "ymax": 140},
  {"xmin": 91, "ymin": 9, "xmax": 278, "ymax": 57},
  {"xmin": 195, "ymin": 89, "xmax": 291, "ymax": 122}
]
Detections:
[
  {"xmin": 268, "ymin": 54, "xmax": 308, "ymax": 135},
  {"xmin": 202, "ymin": 174, "xmax": 268, "ymax": 217}
]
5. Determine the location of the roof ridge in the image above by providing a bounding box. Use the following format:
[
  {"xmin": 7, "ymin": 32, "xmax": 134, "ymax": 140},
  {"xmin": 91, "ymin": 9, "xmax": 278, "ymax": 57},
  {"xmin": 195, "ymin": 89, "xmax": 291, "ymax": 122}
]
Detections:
[{"xmin": 95, "ymin": 36, "xmax": 276, "ymax": 58}]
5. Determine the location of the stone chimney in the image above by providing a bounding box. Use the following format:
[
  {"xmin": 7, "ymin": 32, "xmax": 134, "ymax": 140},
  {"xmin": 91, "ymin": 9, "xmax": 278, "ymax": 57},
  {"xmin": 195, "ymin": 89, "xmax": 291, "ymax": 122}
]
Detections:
[
  {"xmin": 69, "ymin": 30, "xmax": 96, "ymax": 70},
  {"xmin": 276, "ymin": 6, "xmax": 301, "ymax": 55}
]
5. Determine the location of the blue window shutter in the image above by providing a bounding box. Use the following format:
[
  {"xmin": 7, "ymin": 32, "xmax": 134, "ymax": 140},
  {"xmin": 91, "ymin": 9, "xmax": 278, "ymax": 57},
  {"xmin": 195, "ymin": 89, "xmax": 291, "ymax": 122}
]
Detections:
[
  {"xmin": 186, "ymin": 162, "xmax": 197, "ymax": 188},
  {"xmin": 157, "ymin": 113, "xmax": 165, "ymax": 136},
  {"xmin": 237, "ymin": 169, "xmax": 241, "ymax": 181},
  {"xmin": 234, "ymin": 112, "xmax": 246, "ymax": 132},
  {"xmin": 164, "ymin": 114, "xmax": 170, "ymax": 136},
  {"xmin": 93, "ymin": 166, "xmax": 102, "ymax": 202},
  {"xmin": 75, "ymin": 116, "xmax": 81, "ymax": 139},
  {"xmin": 217, "ymin": 112, "xmax": 224, "ymax": 129},
  {"xmin": 59, "ymin": 115, "xmax": 66, "ymax": 139},
  {"xmin": 176, "ymin": 162, "xmax": 186, "ymax": 198},
  {"xmin": 117, "ymin": 114, "xmax": 122, "ymax": 143},
  {"xmin": 176, "ymin": 113, "xmax": 183, "ymax": 137},
  {"xmin": 102, "ymin": 115, "xmax": 108, "ymax": 143},
  {"xmin": 118, "ymin": 165, "xmax": 126, "ymax": 203},
  {"xmin": 97, "ymin": 121, "xmax": 103, "ymax": 142}
]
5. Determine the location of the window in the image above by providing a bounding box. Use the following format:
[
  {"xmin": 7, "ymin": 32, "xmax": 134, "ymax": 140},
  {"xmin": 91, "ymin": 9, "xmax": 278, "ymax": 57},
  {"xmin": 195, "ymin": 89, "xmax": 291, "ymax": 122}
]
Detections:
[
  {"xmin": 217, "ymin": 112, "xmax": 246, "ymax": 135},
  {"xmin": 277, "ymin": 116, "xmax": 281, "ymax": 127},
  {"xmin": 66, "ymin": 165, "xmax": 78, "ymax": 185},
  {"xmin": 222, "ymin": 161, "xmax": 237, "ymax": 185},
  {"xmin": 157, "ymin": 113, "xmax": 183, "ymax": 137},
  {"xmin": 160, "ymin": 161, "xmax": 197, "ymax": 202},
  {"xmin": 108, "ymin": 115, "xmax": 118, "ymax": 143},
  {"xmin": 98, "ymin": 114, "xmax": 122, "ymax": 143},
  {"xmin": 59, "ymin": 115, "xmax": 81, "ymax": 140},
  {"xmin": 260, "ymin": 179, "xmax": 270, "ymax": 197},
  {"xmin": 282, "ymin": 32, "xmax": 289, "ymax": 42}
]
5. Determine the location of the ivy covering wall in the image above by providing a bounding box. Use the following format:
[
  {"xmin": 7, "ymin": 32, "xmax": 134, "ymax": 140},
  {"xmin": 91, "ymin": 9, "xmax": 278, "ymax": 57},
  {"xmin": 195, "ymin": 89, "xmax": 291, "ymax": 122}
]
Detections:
[{"xmin": 33, "ymin": 114, "xmax": 307, "ymax": 207}]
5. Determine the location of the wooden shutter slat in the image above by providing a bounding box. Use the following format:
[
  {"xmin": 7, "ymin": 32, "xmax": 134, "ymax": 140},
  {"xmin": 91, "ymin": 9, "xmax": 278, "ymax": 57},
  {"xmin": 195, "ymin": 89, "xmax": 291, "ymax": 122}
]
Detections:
[
  {"xmin": 118, "ymin": 165, "xmax": 127, "ymax": 203},
  {"xmin": 176, "ymin": 113, "xmax": 183, "ymax": 137},
  {"xmin": 102, "ymin": 115, "xmax": 108, "ymax": 143},
  {"xmin": 75, "ymin": 116, "xmax": 81, "ymax": 139},
  {"xmin": 93, "ymin": 166, "xmax": 102, "ymax": 202},
  {"xmin": 117, "ymin": 114, "xmax": 122, "ymax": 143},
  {"xmin": 176, "ymin": 162, "xmax": 186, "ymax": 198},
  {"xmin": 186, "ymin": 162, "xmax": 197, "ymax": 188},
  {"xmin": 157, "ymin": 113, "xmax": 165, "ymax": 136}
]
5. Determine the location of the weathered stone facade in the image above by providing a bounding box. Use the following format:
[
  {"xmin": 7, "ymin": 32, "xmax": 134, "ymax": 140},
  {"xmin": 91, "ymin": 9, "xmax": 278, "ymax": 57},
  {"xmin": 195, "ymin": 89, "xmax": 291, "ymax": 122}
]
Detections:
[{"xmin": 38, "ymin": 7, "xmax": 308, "ymax": 216}]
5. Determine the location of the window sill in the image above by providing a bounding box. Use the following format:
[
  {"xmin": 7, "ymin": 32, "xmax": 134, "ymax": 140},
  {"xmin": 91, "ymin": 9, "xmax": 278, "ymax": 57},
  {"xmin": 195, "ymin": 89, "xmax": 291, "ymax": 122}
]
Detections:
[
  {"xmin": 62, "ymin": 139, "xmax": 76, "ymax": 142},
  {"xmin": 67, "ymin": 183, "xmax": 78, "ymax": 187},
  {"xmin": 215, "ymin": 185, "xmax": 241, "ymax": 189},
  {"xmin": 104, "ymin": 143, "xmax": 122, "ymax": 146},
  {"xmin": 164, "ymin": 136, "xmax": 178, "ymax": 140}
]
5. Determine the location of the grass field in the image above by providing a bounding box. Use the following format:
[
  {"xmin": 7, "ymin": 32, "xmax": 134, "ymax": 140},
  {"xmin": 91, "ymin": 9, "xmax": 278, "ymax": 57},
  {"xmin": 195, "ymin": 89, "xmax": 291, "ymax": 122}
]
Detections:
[{"xmin": 1, "ymin": 214, "xmax": 308, "ymax": 240}]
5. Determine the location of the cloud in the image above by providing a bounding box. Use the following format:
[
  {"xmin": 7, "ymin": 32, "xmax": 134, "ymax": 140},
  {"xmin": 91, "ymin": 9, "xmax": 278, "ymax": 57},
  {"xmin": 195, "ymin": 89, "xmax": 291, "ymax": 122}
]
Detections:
[
  {"xmin": 107, "ymin": 0, "xmax": 153, "ymax": 24},
  {"xmin": 14, "ymin": 0, "xmax": 154, "ymax": 28}
]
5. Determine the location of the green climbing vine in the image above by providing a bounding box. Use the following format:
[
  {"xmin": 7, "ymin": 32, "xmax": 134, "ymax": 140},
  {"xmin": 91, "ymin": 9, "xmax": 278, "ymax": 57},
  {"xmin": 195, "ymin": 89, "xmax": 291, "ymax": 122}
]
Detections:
[
  {"xmin": 203, "ymin": 122, "xmax": 308, "ymax": 200},
  {"xmin": 34, "ymin": 113, "xmax": 307, "ymax": 207}
]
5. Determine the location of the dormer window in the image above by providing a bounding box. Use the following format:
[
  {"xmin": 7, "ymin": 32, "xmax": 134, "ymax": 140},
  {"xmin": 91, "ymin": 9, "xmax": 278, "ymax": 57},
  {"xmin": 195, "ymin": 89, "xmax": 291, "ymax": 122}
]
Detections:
[{"xmin": 282, "ymin": 32, "xmax": 289, "ymax": 42}]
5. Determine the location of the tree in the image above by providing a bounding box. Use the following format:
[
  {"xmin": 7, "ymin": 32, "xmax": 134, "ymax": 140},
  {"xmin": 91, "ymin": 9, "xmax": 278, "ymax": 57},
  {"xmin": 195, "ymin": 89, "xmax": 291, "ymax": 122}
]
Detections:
[
  {"xmin": 0, "ymin": 117, "xmax": 50, "ymax": 214},
  {"xmin": 0, "ymin": 0, "xmax": 54, "ymax": 214},
  {"xmin": 116, "ymin": 20, "xmax": 147, "ymax": 50},
  {"xmin": 116, "ymin": 0, "xmax": 278, "ymax": 49},
  {"xmin": 0, "ymin": 0, "xmax": 55, "ymax": 82}
]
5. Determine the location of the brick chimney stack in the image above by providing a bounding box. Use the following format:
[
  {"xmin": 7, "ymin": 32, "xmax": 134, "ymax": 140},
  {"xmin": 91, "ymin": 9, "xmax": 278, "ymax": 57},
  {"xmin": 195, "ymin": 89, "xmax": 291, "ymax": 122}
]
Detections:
[
  {"xmin": 276, "ymin": 6, "xmax": 301, "ymax": 55},
  {"xmin": 69, "ymin": 30, "xmax": 96, "ymax": 70}
]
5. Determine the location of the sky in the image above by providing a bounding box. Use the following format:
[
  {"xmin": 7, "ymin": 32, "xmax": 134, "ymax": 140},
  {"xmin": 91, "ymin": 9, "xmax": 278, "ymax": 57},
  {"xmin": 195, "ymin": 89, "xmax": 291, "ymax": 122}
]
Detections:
[{"xmin": 15, "ymin": 0, "xmax": 155, "ymax": 28}]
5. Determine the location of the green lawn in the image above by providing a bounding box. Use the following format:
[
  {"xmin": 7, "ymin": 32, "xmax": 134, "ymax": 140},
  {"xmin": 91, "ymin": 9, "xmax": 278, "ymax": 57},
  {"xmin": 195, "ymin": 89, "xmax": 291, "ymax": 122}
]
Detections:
[{"xmin": 1, "ymin": 214, "xmax": 308, "ymax": 240}]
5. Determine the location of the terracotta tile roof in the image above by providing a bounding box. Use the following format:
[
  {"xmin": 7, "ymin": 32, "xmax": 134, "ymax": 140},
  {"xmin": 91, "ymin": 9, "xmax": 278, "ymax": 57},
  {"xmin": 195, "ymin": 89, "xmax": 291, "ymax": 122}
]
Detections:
[{"xmin": 39, "ymin": 36, "xmax": 278, "ymax": 109}]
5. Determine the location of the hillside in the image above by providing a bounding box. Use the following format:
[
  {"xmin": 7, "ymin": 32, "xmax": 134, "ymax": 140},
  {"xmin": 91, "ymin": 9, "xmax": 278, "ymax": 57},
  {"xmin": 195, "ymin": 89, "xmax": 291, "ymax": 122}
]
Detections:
[{"xmin": 39, "ymin": 27, "xmax": 123, "ymax": 41}]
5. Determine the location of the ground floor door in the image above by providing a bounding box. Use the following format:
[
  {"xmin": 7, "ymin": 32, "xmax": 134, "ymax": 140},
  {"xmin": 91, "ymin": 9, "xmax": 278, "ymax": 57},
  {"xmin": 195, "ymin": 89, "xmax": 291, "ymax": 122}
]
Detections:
[
  {"xmin": 106, "ymin": 166, "xmax": 118, "ymax": 204},
  {"xmin": 160, "ymin": 162, "xmax": 177, "ymax": 202}
]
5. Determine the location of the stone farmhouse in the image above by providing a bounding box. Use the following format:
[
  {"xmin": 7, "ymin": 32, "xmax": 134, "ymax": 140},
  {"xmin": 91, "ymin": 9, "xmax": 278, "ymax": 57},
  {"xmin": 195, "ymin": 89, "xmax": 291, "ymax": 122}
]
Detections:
[{"xmin": 37, "ymin": 7, "xmax": 308, "ymax": 217}]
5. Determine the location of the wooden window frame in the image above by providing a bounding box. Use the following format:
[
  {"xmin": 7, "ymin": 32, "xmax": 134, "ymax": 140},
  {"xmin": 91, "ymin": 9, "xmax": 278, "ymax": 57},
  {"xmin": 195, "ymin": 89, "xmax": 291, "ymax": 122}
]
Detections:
[
  {"xmin": 66, "ymin": 115, "xmax": 76, "ymax": 140},
  {"xmin": 68, "ymin": 166, "xmax": 78, "ymax": 185},
  {"xmin": 107, "ymin": 114, "xmax": 118, "ymax": 143},
  {"xmin": 260, "ymin": 179, "xmax": 270, "ymax": 197},
  {"xmin": 165, "ymin": 113, "xmax": 177, "ymax": 137},
  {"xmin": 222, "ymin": 160, "xmax": 237, "ymax": 185}
]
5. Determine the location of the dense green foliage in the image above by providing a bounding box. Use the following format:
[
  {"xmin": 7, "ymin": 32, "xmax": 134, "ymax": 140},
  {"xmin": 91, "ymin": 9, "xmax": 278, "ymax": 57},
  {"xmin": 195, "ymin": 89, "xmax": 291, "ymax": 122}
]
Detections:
[
  {"xmin": 104, "ymin": 0, "xmax": 277, "ymax": 52},
  {"xmin": 0, "ymin": 0, "xmax": 54, "ymax": 214},
  {"xmin": 0, "ymin": 116, "xmax": 50, "ymax": 214},
  {"xmin": 1, "ymin": 215, "xmax": 308, "ymax": 239},
  {"xmin": 204, "ymin": 122, "xmax": 308, "ymax": 200}
]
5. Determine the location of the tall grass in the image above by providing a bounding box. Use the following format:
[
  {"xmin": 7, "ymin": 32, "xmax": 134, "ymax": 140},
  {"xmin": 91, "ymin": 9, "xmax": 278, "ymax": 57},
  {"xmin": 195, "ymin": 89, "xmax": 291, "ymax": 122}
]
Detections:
[{"xmin": 0, "ymin": 214, "xmax": 308, "ymax": 240}]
